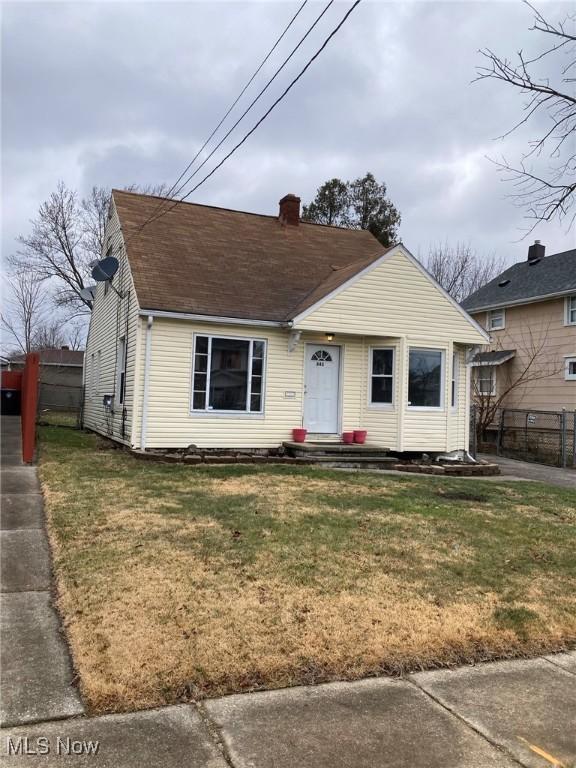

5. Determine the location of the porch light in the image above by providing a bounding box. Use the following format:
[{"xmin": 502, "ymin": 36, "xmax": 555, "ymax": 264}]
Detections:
[{"xmin": 325, "ymin": 332, "xmax": 335, "ymax": 342}]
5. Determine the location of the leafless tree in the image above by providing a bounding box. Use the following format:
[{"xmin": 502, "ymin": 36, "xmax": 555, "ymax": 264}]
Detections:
[
  {"xmin": 1, "ymin": 271, "xmax": 46, "ymax": 354},
  {"xmin": 424, "ymin": 242, "xmax": 507, "ymax": 303},
  {"xmin": 8, "ymin": 181, "xmax": 171, "ymax": 317},
  {"xmin": 476, "ymin": 2, "xmax": 576, "ymax": 227},
  {"xmin": 472, "ymin": 323, "xmax": 563, "ymax": 440}
]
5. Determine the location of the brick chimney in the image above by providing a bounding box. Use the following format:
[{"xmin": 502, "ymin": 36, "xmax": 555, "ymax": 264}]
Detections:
[
  {"xmin": 527, "ymin": 240, "xmax": 545, "ymax": 262},
  {"xmin": 278, "ymin": 194, "xmax": 300, "ymax": 226},
  {"xmin": 61, "ymin": 345, "xmax": 70, "ymax": 350}
]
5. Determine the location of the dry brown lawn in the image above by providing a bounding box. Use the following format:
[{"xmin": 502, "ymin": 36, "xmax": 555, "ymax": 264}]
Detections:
[{"xmin": 40, "ymin": 427, "xmax": 576, "ymax": 714}]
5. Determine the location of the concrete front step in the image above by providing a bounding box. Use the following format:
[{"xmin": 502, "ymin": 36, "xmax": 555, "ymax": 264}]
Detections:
[
  {"xmin": 294, "ymin": 456, "xmax": 398, "ymax": 470},
  {"xmin": 283, "ymin": 441, "xmax": 390, "ymax": 457}
]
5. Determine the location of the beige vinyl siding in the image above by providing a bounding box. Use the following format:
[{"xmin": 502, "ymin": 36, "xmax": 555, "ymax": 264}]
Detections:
[
  {"xmin": 83, "ymin": 203, "xmax": 141, "ymax": 444},
  {"xmin": 140, "ymin": 320, "xmax": 471, "ymax": 452},
  {"xmin": 472, "ymin": 297, "xmax": 576, "ymax": 411},
  {"xmin": 294, "ymin": 247, "xmax": 487, "ymax": 345}
]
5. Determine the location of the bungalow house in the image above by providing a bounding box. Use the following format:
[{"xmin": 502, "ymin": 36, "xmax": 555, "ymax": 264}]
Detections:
[
  {"xmin": 83, "ymin": 190, "xmax": 488, "ymax": 453},
  {"xmin": 462, "ymin": 243, "xmax": 576, "ymax": 412}
]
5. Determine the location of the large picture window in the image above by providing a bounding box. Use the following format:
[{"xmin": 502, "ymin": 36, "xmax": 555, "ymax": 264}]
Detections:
[
  {"xmin": 408, "ymin": 348, "xmax": 444, "ymax": 408},
  {"xmin": 192, "ymin": 335, "xmax": 266, "ymax": 413},
  {"xmin": 370, "ymin": 348, "xmax": 394, "ymax": 405}
]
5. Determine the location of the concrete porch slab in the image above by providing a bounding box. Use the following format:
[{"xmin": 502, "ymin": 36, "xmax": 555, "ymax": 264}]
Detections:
[
  {"xmin": 205, "ymin": 677, "xmax": 517, "ymax": 768},
  {"xmin": 0, "ymin": 705, "xmax": 227, "ymax": 767},
  {"xmin": 0, "ymin": 592, "xmax": 84, "ymax": 727},
  {"xmin": 412, "ymin": 657, "xmax": 576, "ymax": 768},
  {"xmin": 1, "ymin": 530, "xmax": 51, "ymax": 592},
  {"xmin": 283, "ymin": 441, "xmax": 390, "ymax": 454},
  {"xmin": 0, "ymin": 495, "xmax": 44, "ymax": 530}
]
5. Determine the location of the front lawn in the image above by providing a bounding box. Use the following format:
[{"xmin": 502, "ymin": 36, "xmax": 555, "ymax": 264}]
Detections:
[{"xmin": 40, "ymin": 427, "xmax": 576, "ymax": 714}]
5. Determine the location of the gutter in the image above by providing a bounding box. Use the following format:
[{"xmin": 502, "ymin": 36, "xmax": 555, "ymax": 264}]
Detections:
[
  {"xmin": 140, "ymin": 315, "xmax": 154, "ymax": 451},
  {"xmin": 464, "ymin": 288, "xmax": 575, "ymax": 314},
  {"xmin": 138, "ymin": 309, "xmax": 288, "ymax": 328}
]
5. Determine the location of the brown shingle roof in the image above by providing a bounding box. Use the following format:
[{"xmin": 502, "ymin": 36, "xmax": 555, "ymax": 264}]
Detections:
[{"xmin": 113, "ymin": 190, "xmax": 388, "ymax": 322}]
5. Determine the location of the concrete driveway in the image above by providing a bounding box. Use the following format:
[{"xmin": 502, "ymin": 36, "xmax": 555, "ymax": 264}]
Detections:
[{"xmin": 482, "ymin": 453, "xmax": 576, "ymax": 490}]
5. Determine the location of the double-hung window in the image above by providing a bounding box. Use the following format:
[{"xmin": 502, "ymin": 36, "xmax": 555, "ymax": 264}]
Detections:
[
  {"xmin": 487, "ymin": 308, "xmax": 505, "ymax": 331},
  {"xmin": 451, "ymin": 352, "xmax": 459, "ymax": 409},
  {"xmin": 370, "ymin": 348, "xmax": 394, "ymax": 406},
  {"xmin": 566, "ymin": 296, "xmax": 576, "ymax": 326},
  {"xmin": 408, "ymin": 348, "xmax": 444, "ymax": 409},
  {"xmin": 192, "ymin": 335, "xmax": 266, "ymax": 413},
  {"xmin": 476, "ymin": 366, "xmax": 495, "ymax": 396}
]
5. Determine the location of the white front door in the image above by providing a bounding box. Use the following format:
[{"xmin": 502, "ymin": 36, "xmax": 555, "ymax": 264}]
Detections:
[{"xmin": 303, "ymin": 344, "xmax": 341, "ymax": 434}]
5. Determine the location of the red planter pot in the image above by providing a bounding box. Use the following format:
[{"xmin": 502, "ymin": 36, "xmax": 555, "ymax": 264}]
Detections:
[
  {"xmin": 292, "ymin": 428, "xmax": 307, "ymax": 443},
  {"xmin": 342, "ymin": 431, "xmax": 354, "ymax": 444},
  {"xmin": 353, "ymin": 430, "xmax": 367, "ymax": 444}
]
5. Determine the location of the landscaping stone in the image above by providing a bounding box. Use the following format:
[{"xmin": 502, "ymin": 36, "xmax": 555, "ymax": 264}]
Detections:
[
  {"xmin": 204, "ymin": 677, "xmax": 518, "ymax": 768},
  {"xmin": 0, "ymin": 592, "xmax": 84, "ymax": 727},
  {"xmin": 412, "ymin": 657, "xmax": 576, "ymax": 768},
  {"xmin": 0, "ymin": 705, "xmax": 227, "ymax": 767}
]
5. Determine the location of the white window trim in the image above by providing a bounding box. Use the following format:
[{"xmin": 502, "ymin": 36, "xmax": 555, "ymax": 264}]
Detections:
[
  {"xmin": 407, "ymin": 347, "xmax": 446, "ymax": 411},
  {"xmin": 487, "ymin": 308, "xmax": 506, "ymax": 331},
  {"xmin": 190, "ymin": 332, "xmax": 267, "ymax": 416},
  {"xmin": 476, "ymin": 366, "xmax": 496, "ymax": 397},
  {"xmin": 565, "ymin": 296, "xmax": 576, "ymax": 326},
  {"xmin": 565, "ymin": 356, "xmax": 576, "ymax": 381},
  {"xmin": 368, "ymin": 346, "xmax": 395, "ymax": 409},
  {"xmin": 451, "ymin": 351, "xmax": 459, "ymax": 411}
]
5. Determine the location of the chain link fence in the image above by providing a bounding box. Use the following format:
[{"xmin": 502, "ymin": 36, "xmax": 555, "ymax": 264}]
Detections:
[
  {"xmin": 470, "ymin": 405, "xmax": 576, "ymax": 468},
  {"xmin": 36, "ymin": 383, "xmax": 84, "ymax": 428}
]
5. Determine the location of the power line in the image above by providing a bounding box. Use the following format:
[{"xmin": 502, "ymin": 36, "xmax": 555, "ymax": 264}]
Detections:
[
  {"xmin": 144, "ymin": 0, "xmax": 309, "ymax": 225},
  {"xmin": 127, "ymin": 0, "xmax": 337, "ymax": 241},
  {"xmin": 149, "ymin": 1, "xmax": 363, "ymax": 221}
]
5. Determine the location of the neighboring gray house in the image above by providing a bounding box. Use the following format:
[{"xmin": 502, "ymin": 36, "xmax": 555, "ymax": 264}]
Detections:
[{"xmin": 7, "ymin": 347, "xmax": 85, "ymax": 411}]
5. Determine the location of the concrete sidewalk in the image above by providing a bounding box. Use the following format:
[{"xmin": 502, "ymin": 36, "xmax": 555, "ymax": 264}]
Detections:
[
  {"xmin": 0, "ymin": 416, "xmax": 84, "ymax": 728},
  {"xmin": 0, "ymin": 653, "xmax": 574, "ymax": 767}
]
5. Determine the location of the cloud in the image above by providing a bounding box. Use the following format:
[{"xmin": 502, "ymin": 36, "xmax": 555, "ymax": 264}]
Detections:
[{"xmin": 2, "ymin": 0, "xmax": 572, "ymax": 272}]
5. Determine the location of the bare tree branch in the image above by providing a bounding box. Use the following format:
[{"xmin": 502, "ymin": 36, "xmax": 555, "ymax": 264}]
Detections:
[
  {"xmin": 476, "ymin": 2, "xmax": 576, "ymax": 227},
  {"xmin": 424, "ymin": 242, "xmax": 507, "ymax": 303}
]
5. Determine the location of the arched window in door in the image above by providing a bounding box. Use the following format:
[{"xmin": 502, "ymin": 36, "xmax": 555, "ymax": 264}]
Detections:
[{"xmin": 311, "ymin": 349, "xmax": 333, "ymax": 366}]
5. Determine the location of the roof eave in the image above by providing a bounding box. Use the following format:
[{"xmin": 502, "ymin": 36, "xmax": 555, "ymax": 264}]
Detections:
[
  {"xmin": 464, "ymin": 288, "xmax": 576, "ymax": 314},
  {"xmin": 138, "ymin": 309, "xmax": 289, "ymax": 327}
]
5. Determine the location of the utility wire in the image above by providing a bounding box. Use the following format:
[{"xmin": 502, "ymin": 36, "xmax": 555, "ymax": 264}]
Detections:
[
  {"xmin": 142, "ymin": 0, "xmax": 309, "ymax": 227},
  {"xmin": 127, "ymin": 0, "xmax": 337, "ymax": 241},
  {"xmin": 150, "ymin": 1, "xmax": 363, "ymax": 220}
]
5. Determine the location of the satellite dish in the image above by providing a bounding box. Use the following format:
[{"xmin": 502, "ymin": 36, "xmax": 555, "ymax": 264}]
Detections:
[
  {"xmin": 92, "ymin": 256, "xmax": 119, "ymax": 282},
  {"xmin": 80, "ymin": 285, "xmax": 97, "ymax": 301}
]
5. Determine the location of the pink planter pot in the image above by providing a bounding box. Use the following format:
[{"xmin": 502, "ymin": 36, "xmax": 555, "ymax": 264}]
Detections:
[
  {"xmin": 342, "ymin": 431, "xmax": 354, "ymax": 445},
  {"xmin": 292, "ymin": 428, "xmax": 307, "ymax": 443},
  {"xmin": 353, "ymin": 430, "xmax": 367, "ymax": 444}
]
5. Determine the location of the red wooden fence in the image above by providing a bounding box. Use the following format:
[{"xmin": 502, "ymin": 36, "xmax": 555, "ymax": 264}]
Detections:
[
  {"xmin": 21, "ymin": 353, "xmax": 40, "ymax": 463},
  {"xmin": 1, "ymin": 353, "xmax": 39, "ymax": 463}
]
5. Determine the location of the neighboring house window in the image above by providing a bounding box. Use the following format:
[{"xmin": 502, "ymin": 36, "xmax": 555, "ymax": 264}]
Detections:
[
  {"xmin": 370, "ymin": 348, "xmax": 394, "ymax": 406},
  {"xmin": 116, "ymin": 337, "xmax": 127, "ymax": 405},
  {"xmin": 476, "ymin": 366, "xmax": 495, "ymax": 396},
  {"xmin": 191, "ymin": 335, "xmax": 266, "ymax": 413},
  {"xmin": 487, "ymin": 308, "xmax": 505, "ymax": 330},
  {"xmin": 565, "ymin": 296, "xmax": 576, "ymax": 326},
  {"xmin": 451, "ymin": 352, "xmax": 458, "ymax": 409},
  {"xmin": 565, "ymin": 357, "xmax": 576, "ymax": 381},
  {"xmin": 408, "ymin": 348, "xmax": 444, "ymax": 409}
]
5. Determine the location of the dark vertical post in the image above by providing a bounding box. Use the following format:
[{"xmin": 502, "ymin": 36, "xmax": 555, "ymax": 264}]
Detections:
[
  {"xmin": 560, "ymin": 409, "xmax": 567, "ymax": 468},
  {"xmin": 497, "ymin": 408, "xmax": 505, "ymax": 456}
]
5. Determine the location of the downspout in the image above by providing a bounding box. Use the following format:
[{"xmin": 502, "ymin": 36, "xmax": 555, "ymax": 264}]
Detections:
[{"xmin": 140, "ymin": 315, "xmax": 154, "ymax": 451}]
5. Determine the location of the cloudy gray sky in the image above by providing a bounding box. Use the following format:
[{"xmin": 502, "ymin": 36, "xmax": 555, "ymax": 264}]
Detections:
[{"xmin": 2, "ymin": 0, "xmax": 574, "ymax": 270}]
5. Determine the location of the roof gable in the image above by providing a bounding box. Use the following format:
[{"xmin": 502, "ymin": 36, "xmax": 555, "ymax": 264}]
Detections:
[
  {"xmin": 462, "ymin": 248, "xmax": 576, "ymax": 312},
  {"xmin": 113, "ymin": 190, "xmax": 385, "ymax": 323},
  {"xmin": 293, "ymin": 246, "xmax": 489, "ymax": 343}
]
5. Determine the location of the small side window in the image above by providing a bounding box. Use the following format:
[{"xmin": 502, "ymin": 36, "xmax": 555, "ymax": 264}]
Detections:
[
  {"xmin": 487, "ymin": 309, "xmax": 505, "ymax": 331},
  {"xmin": 565, "ymin": 296, "xmax": 576, "ymax": 326},
  {"xmin": 565, "ymin": 357, "xmax": 576, "ymax": 381}
]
